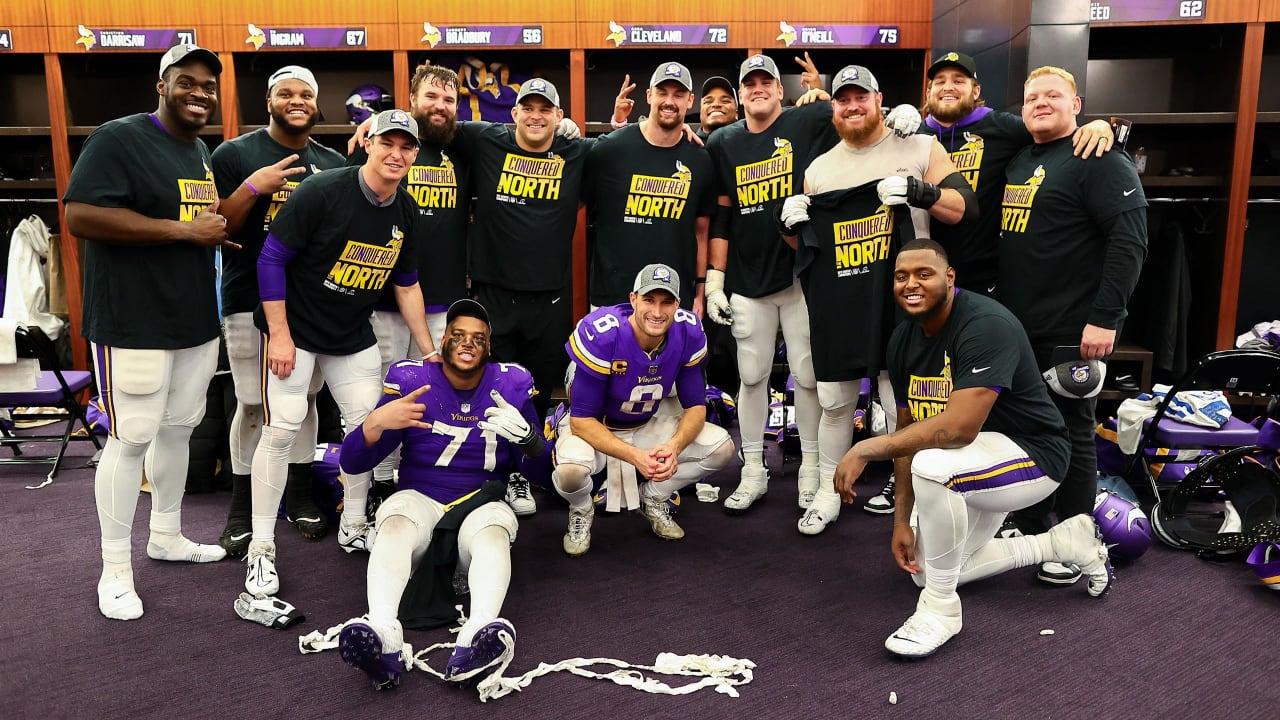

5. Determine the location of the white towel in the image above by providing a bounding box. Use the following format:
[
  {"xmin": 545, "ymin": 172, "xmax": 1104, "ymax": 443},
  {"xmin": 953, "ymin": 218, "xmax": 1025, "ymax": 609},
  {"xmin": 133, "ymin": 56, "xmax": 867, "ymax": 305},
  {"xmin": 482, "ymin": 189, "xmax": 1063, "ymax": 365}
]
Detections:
[
  {"xmin": 3, "ymin": 216, "xmax": 65, "ymax": 340},
  {"xmin": 0, "ymin": 318, "xmax": 18, "ymax": 364}
]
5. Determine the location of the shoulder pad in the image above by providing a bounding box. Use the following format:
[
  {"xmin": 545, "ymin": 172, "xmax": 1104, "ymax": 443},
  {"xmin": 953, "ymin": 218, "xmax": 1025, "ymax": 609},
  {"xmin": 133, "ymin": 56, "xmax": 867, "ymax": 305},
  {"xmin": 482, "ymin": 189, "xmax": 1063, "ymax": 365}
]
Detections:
[
  {"xmin": 383, "ymin": 359, "xmax": 431, "ymax": 397},
  {"xmin": 567, "ymin": 306, "xmax": 627, "ymax": 376}
]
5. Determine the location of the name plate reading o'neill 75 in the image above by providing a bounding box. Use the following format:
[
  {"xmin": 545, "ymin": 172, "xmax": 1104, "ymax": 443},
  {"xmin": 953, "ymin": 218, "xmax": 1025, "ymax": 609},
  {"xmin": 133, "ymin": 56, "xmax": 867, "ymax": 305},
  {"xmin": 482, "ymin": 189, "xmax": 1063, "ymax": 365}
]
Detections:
[
  {"xmin": 75, "ymin": 27, "xmax": 197, "ymax": 51},
  {"xmin": 605, "ymin": 21, "xmax": 730, "ymax": 47},
  {"xmin": 775, "ymin": 21, "xmax": 899, "ymax": 47},
  {"xmin": 1089, "ymin": 0, "xmax": 1207, "ymax": 22},
  {"xmin": 244, "ymin": 24, "xmax": 368, "ymax": 50},
  {"xmin": 420, "ymin": 22, "xmax": 544, "ymax": 47}
]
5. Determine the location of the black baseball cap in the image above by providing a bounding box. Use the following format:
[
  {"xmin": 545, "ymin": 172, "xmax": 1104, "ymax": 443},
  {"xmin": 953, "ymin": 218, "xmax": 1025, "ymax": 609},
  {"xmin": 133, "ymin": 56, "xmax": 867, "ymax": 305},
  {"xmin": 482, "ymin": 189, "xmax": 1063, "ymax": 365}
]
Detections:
[
  {"xmin": 446, "ymin": 298, "xmax": 490, "ymax": 327},
  {"xmin": 701, "ymin": 76, "xmax": 738, "ymax": 104},
  {"xmin": 927, "ymin": 52, "xmax": 978, "ymax": 80}
]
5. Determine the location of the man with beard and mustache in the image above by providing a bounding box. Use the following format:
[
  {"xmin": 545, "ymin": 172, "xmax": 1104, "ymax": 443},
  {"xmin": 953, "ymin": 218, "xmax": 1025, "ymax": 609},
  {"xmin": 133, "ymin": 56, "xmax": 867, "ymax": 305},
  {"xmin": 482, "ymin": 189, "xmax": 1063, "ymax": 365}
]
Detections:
[
  {"xmin": 335, "ymin": 299, "xmax": 543, "ymax": 690},
  {"xmin": 583, "ymin": 62, "xmax": 716, "ymax": 313},
  {"xmin": 704, "ymin": 55, "xmax": 921, "ymax": 529},
  {"xmin": 920, "ymin": 52, "xmax": 1113, "ymax": 298},
  {"xmin": 346, "ymin": 65, "xmax": 481, "ymax": 515},
  {"xmin": 65, "ymin": 44, "xmax": 232, "ymax": 620},
  {"xmin": 211, "ymin": 65, "xmax": 345, "ymax": 557},
  {"xmin": 779, "ymin": 65, "xmax": 975, "ymax": 536},
  {"xmin": 831, "ymin": 239, "xmax": 1108, "ymax": 659}
]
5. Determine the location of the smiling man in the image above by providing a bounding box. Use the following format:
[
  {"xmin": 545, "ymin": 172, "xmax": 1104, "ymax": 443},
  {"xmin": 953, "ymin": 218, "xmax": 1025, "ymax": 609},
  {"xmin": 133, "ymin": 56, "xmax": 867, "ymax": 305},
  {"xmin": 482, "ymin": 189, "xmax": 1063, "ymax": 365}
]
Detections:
[
  {"xmin": 65, "ymin": 43, "xmax": 232, "ymax": 620},
  {"xmin": 211, "ymin": 65, "xmax": 346, "ymax": 556},
  {"xmin": 244, "ymin": 109, "xmax": 437, "ymax": 599},
  {"xmin": 832, "ymin": 239, "xmax": 1111, "ymax": 659},
  {"xmin": 920, "ymin": 52, "xmax": 1114, "ymax": 299},
  {"xmin": 335, "ymin": 298, "xmax": 543, "ymax": 691},
  {"xmin": 584, "ymin": 62, "xmax": 716, "ymax": 314},
  {"xmin": 698, "ymin": 75, "xmax": 739, "ymax": 140},
  {"xmin": 452, "ymin": 79, "xmax": 594, "ymax": 425},
  {"xmin": 551, "ymin": 264, "xmax": 735, "ymax": 555},
  {"xmin": 779, "ymin": 64, "xmax": 974, "ymax": 536},
  {"xmin": 998, "ymin": 67, "xmax": 1147, "ymax": 584}
]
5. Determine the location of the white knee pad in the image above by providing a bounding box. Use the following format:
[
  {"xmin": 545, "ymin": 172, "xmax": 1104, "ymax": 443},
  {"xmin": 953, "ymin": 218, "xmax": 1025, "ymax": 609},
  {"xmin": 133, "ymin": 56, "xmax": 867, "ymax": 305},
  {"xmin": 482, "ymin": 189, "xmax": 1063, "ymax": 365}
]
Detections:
[
  {"xmin": 732, "ymin": 335, "xmax": 772, "ymax": 387},
  {"xmin": 458, "ymin": 502, "xmax": 518, "ymax": 550},
  {"xmin": 552, "ymin": 459, "xmax": 593, "ymax": 495},
  {"xmin": 816, "ymin": 381, "xmax": 856, "ymax": 414},
  {"xmin": 910, "ymin": 449, "xmax": 954, "ymax": 485}
]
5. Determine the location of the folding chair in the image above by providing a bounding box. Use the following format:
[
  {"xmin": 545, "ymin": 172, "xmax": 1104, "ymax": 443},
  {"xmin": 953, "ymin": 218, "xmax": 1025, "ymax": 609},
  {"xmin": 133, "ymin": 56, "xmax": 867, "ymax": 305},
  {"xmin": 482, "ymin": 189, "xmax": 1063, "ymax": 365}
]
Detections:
[
  {"xmin": 0, "ymin": 325, "xmax": 101, "ymax": 489},
  {"xmin": 1124, "ymin": 348, "xmax": 1280, "ymax": 500}
]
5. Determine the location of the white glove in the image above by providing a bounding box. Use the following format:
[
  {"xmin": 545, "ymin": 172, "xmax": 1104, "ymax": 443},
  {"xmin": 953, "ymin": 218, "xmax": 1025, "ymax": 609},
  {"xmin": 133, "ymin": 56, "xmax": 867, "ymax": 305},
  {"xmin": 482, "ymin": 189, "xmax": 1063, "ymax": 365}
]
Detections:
[
  {"xmin": 885, "ymin": 104, "xmax": 922, "ymax": 137},
  {"xmin": 555, "ymin": 117, "xmax": 582, "ymax": 140},
  {"xmin": 876, "ymin": 176, "xmax": 910, "ymax": 206},
  {"xmin": 478, "ymin": 389, "xmax": 535, "ymax": 445},
  {"xmin": 704, "ymin": 269, "xmax": 733, "ymax": 326},
  {"xmin": 779, "ymin": 194, "xmax": 811, "ymax": 230}
]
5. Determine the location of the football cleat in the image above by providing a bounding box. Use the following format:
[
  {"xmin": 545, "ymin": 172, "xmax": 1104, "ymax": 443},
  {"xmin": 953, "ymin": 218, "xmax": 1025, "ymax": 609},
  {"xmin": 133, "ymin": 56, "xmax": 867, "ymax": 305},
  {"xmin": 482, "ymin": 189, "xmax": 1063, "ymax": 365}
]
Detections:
[
  {"xmin": 338, "ymin": 517, "xmax": 377, "ymax": 554},
  {"xmin": 244, "ymin": 540, "xmax": 280, "ymax": 597},
  {"xmin": 1045, "ymin": 514, "xmax": 1113, "ymax": 597},
  {"xmin": 445, "ymin": 619, "xmax": 516, "ymax": 684},
  {"xmin": 339, "ymin": 617, "xmax": 405, "ymax": 690},
  {"xmin": 798, "ymin": 490, "xmax": 841, "ymax": 536},
  {"xmin": 884, "ymin": 610, "xmax": 963, "ymax": 659}
]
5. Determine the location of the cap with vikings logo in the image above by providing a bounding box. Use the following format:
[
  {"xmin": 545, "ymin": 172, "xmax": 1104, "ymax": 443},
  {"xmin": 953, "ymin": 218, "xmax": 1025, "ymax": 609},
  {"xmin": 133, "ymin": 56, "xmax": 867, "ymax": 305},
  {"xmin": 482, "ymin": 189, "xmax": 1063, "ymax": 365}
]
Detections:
[
  {"xmin": 516, "ymin": 78, "xmax": 561, "ymax": 107},
  {"xmin": 633, "ymin": 263, "xmax": 682, "ymax": 302},
  {"xmin": 832, "ymin": 65, "xmax": 880, "ymax": 94},
  {"xmin": 368, "ymin": 109, "xmax": 420, "ymax": 147},
  {"xmin": 927, "ymin": 51, "xmax": 979, "ymax": 80},
  {"xmin": 1043, "ymin": 346, "xmax": 1107, "ymax": 399},
  {"xmin": 650, "ymin": 61, "xmax": 693, "ymax": 92},
  {"xmin": 159, "ymin": 43, "xmax": 222, "ymax": 78},
  {"xmin": 739, "ymin": 54, "xmax": 781, "ymax": 83}
]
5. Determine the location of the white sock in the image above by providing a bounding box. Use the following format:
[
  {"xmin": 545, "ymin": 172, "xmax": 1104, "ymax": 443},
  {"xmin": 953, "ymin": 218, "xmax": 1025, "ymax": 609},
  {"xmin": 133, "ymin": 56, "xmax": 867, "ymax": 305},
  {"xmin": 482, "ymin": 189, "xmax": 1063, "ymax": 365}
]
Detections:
[{"xmin": 98, "ymin": 554, "xmax": 142, "ymax": 621}]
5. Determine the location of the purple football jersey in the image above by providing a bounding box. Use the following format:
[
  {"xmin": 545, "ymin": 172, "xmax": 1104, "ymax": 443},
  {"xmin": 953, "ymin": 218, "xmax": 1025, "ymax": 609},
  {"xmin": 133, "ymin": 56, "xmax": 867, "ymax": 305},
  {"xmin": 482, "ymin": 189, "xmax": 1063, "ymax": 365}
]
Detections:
[
  {"xmin": 566, "ymin": 303, "xmax": 707, "ymax": 428},
  {"xmin": 340, "ymin": 359, "xmax": 537, "ymax": 504}
]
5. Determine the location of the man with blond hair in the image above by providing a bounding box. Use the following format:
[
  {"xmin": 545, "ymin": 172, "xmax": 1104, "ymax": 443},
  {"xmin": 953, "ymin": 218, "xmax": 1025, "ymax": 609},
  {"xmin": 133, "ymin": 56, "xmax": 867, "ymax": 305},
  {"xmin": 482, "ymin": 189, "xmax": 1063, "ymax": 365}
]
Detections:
[{"xmin": 998, "ymin": 66, "xmax": 1147, "ymax": 583}]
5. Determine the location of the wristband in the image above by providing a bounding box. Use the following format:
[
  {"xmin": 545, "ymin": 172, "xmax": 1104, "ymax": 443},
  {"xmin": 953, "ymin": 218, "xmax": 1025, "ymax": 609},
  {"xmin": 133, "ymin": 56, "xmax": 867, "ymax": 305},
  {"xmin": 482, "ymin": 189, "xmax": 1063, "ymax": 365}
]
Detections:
[
  {"xmin": 695, "ymin": 277, "xmax": 706, "ymax": 284},
  {"xmin": 244, "ymin": 179, "xmax": 260, "ymax": 196},
  {"xmin": 425, "ymin": 350, "xmax": 440, "ymax": 360},
  {"xmin": 610, "ymin": 117, "xmax": 628, "ymax": 129}
]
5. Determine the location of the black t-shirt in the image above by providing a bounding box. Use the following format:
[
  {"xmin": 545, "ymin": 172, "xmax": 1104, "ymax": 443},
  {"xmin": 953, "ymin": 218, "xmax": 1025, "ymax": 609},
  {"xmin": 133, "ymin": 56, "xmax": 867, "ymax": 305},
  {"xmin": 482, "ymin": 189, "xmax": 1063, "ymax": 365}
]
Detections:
[
  {"xmin": 797, "ymin": 181, "xmax": 915, "ymax": 381},
  {"xmin": 921, "ymin": 109, "xmax": 1030, "ymax": 289},
  {"xmin": 252, "ymin": 167, "xmax": 417, "ymax": 354},
  {"xmin": 583, "ymin": 124, "xmax": 716, "ymax": 307},
  {"xmin": 888, "ymin": 290, "xmax": 1069, "ymax": 480},
  {"xmin": 63, "ymin": 113, "xmax": 220, "ymax": 349},
  {"xmin": 212, "ymin": 129, "xmax": 345, "ymax": 316},
  {"xmin": 349, "ymin": 140, "xmax": 471, "ymax": 307},
  {"xmin": 454, "ymin": 122, "xmax": 592, "ymax": 292},
  {"xmin": 706, "ymin": 103, "xmax": 839, "ymax": 297},
  {"xmin": 1000, "ymin": 136, "xmax": 1148, "ymax": 343}
]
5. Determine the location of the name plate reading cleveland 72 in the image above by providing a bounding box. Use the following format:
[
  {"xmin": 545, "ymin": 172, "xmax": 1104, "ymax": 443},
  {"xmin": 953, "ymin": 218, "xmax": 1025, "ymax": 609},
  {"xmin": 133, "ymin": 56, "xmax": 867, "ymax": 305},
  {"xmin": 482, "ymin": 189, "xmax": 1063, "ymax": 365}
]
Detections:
[{"xmin": 605, "ymin": 22, "xmax": 730, "ymax": 46}]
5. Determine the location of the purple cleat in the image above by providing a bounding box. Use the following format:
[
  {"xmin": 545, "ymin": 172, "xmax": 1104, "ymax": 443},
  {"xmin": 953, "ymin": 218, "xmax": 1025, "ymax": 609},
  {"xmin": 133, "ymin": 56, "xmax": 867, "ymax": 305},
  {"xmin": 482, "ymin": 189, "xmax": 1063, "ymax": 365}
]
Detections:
[
  {"xmin": 339, "ymin": 618, "xmax": 404, "ymax": 691},
  {"xmin": 444, "ymin": 618, "xmax": 516, "ymax": 684}
]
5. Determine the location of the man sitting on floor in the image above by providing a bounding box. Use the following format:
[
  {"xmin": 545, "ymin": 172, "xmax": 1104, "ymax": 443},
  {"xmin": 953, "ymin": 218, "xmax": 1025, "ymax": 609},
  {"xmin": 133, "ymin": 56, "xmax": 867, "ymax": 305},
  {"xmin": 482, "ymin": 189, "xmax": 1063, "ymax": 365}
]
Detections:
[{"xmin": 335, "ymin": 299, "xmax": 543, "ymax": 689}]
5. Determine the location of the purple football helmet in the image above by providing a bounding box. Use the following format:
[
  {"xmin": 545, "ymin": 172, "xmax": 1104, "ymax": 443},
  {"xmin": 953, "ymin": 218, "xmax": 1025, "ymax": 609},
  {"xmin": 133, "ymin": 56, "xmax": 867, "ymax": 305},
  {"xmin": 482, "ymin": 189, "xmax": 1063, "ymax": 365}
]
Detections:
[
  {"xmin": 1093, "ymin": 490, "xmax": 1153, "ymax": 561},
  {"xmin": 345, "ymin": 84, "xmax": 394, "ymax": 125}
]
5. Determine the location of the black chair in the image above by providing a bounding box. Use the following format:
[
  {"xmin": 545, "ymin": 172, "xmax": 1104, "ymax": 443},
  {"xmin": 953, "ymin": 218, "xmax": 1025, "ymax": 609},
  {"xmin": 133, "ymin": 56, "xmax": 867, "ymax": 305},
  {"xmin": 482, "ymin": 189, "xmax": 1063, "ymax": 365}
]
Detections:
[
  {"xmin": 1124, "ymin": 348, "xmax": 1280, "ymax": 501},
  {"xmin": 0, "ymin": 325, "xmax": 101, "ymax": 489}
]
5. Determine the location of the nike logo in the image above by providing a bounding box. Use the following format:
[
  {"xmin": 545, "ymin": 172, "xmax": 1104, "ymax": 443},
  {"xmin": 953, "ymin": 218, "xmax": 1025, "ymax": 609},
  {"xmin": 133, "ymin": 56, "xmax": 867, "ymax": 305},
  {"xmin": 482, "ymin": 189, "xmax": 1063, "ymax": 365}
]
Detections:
[
  {"xmin": 972, "ymin": 366, "xmax": 991, "ymax": 374},
  {"xmin": 551, "ymin": 297, "xmax": 561, "ymax": 304},
  {"xmin": 986, "ymin": 285, "xmax": 996, "ymax": 294},
  {"xmin": 114, "ymin": 592, "xmax": 129, "ymax": 600},
  {"xmin": 1123, "ymin": 188, "xmax": 1137, "ymax": 196}
]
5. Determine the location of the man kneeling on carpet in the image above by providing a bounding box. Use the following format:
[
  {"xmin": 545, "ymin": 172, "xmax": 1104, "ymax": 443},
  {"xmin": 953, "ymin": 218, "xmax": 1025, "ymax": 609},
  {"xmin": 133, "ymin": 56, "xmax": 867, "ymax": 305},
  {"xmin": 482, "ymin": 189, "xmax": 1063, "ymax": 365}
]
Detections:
[
  {"xmin": 336, "ymin": 299, "xmax": 544, "ymax": 689},
  {"xmin": 834, "ymin": 239, "xmax": 1112, "ymax": 659}
]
